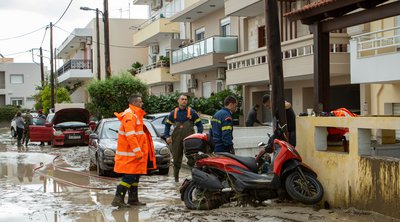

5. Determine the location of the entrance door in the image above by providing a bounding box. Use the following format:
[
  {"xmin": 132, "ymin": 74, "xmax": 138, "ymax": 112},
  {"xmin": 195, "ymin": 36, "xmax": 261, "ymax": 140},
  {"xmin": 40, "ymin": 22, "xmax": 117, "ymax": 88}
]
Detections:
[{"xmin": 202, "ymin": 82, "xmax": 211, "ymax": 98}]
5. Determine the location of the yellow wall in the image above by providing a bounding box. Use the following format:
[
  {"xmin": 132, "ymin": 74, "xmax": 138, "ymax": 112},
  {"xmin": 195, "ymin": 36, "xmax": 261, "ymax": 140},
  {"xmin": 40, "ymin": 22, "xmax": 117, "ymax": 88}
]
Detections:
[{"xmin": 296, "ymin": 116, "xmax": 400, "ymax": 218}]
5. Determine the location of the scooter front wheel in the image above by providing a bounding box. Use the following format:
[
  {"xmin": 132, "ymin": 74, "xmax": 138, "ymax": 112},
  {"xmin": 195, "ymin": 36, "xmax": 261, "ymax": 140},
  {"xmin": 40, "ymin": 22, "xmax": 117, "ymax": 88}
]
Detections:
[
  {"xmin": 285, "ymin": 170, "xmax": 324, "ymax": 205},
  {"xmin": 182, "ymin": 180, "xmax": 220, "ymax": 210}
]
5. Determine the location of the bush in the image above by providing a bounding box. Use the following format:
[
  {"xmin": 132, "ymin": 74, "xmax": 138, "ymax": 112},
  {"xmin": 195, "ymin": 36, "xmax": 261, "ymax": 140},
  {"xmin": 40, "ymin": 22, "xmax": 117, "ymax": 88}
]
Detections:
[
  {"xmin": 143, "ymin": 89, "xmax": 243, "ymax": 118},
  {"xmin": 87, "ymin": 72, "xmax": 149, "ymax": 118},
  {"xmin": 0, "ymin": 105, "xmax": 19, "ymax": 122}
]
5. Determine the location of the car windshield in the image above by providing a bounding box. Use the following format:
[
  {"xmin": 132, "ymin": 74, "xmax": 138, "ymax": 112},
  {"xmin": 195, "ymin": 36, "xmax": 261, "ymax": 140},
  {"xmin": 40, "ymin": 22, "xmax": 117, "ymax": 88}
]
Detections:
[
  {"xmin": 46, "ymin": 113, "xmax": 55, "ymax": 123},
  {"xmin": 101, "ymin": 120, "xmax": 157, "ymax": 139},
  {"xmin": 32, "ymin": 117, "xmax": 46, "ymax": 126}
]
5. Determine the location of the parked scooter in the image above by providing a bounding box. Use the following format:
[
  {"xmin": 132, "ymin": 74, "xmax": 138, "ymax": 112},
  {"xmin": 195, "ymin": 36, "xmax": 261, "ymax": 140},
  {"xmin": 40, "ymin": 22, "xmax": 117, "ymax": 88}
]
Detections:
[{"xmin": 180, "ymin": 124, "xmax": 324, "ymax": 210}]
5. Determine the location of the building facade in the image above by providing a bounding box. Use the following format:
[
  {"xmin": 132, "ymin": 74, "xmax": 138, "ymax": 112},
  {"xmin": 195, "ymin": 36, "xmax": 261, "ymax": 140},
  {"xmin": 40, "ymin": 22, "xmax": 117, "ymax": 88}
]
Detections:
[
  {"xmin": 0, "ymin": 61, "xmax": 42, "ymax": 109},
  {"xmin": 56, "ymin": 18, "xmax": 148, "ymax": 103}
]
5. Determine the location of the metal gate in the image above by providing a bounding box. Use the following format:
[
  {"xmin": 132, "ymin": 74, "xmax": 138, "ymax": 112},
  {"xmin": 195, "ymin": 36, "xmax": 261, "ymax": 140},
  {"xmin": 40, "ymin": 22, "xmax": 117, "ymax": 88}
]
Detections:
[{"xmin": 394, "ymin": 103, "xmax": 400, "ymax": 140}]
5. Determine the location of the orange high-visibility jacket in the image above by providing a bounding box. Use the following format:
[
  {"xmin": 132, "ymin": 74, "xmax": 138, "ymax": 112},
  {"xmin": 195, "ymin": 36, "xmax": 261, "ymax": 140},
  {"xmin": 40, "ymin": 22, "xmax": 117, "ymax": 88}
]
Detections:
[{"xmin": 113, "ymin": 104, "xmax": 156, "ymax": 174}]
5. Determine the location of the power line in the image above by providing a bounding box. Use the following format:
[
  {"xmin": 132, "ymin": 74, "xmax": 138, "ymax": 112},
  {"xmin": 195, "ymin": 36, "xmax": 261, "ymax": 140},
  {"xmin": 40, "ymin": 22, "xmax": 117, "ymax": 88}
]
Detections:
[
  {"xmin": 53, "ymin": 0, "xmax": 74, "ymax": 25},
  {"xmin": 40, "ymin": 26, "xmax": 49, "ymax": 48},
  {"xmin": 0, "ymin": 25, "xmax": 47, "ymax": 41}
]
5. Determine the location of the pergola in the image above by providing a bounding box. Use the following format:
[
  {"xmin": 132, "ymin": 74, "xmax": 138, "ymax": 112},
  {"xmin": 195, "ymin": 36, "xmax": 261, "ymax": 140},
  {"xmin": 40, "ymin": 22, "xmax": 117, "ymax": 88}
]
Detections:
[{"xmin": 285, "ymin": 0, "xmax": 400, "ymax": 113}]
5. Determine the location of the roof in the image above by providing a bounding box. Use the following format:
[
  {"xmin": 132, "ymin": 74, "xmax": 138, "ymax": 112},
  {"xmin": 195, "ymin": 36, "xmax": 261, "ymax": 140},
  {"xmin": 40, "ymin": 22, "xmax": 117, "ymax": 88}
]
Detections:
[{"xmin": 284, "ymin": 0, "xmax": 390, "ymax": 24}]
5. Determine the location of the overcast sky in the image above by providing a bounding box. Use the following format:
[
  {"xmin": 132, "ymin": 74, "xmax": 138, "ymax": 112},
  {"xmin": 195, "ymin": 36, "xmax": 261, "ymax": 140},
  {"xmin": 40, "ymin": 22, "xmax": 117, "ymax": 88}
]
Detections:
[{"xmin": 0, "ymin": 0, "xmax": 148, "ymax": 65}]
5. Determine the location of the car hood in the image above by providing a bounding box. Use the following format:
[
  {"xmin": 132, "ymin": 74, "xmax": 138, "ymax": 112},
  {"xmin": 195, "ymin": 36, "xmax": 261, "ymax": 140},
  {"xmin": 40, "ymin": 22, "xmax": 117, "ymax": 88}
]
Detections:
[
  {"xmin": 99, "ymin": 137, "xmax": 167, "ymax": 151},
  {"xmin": 53, "ymin": 108, "xmax": 90, "ymax": 125}
]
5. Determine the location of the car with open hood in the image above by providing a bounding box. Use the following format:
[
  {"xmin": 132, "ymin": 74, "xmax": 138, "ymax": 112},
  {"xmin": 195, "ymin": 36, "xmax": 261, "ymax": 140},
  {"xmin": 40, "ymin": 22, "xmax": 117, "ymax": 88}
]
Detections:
[
  {"xmin": 29, "ymin": 108, "xmax": 95, "ymax": 146},
  {"xmin": 88, "ymin": 118, "xmax": 171, "ymax": 176}
]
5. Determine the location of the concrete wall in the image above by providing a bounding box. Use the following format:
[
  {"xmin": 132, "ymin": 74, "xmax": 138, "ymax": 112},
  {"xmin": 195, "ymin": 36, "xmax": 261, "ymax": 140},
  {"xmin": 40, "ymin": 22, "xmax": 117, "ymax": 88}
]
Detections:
[
  {"xmin": 233, "ymin": 126, "xmax": 272, "ymax": 156},
  {"xmin": 296, "ymin": 116, "xmax": 400, "ymax": 218}
]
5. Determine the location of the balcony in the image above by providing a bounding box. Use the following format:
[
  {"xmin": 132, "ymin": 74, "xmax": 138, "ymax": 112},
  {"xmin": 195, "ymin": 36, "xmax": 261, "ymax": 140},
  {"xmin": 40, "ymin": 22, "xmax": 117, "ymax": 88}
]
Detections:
[
  {"xmin": 226, "ymin": 33, "xmax": 350, "ymax": 85},
  {"xmin": 170, "ymin": 36, "xmax": 238, "ymax": 74},
  {"xmin": 57, "ymin": 59, "xmax": 93, "ymax": 84},
  {"xmin": 350, "ymin": 26, "xmax": 400, "ymax": 84},
  {"xmin": 134, "ymin": 61, "xmax": 179, "ymax": 85},
  {"xmin": 57, "ymin": 28, "xmax": 92, "ymax": 59},
  {"xmin": 224, "ymin": 0, "xmax": 264, "ymax": 17},
  {"xmin": 133, "ymin": 16, "xmax": 180, "ymax": 46},
  {"xmin": 169, "ymin": 0, "xmax": 224, "ymax": 23}
]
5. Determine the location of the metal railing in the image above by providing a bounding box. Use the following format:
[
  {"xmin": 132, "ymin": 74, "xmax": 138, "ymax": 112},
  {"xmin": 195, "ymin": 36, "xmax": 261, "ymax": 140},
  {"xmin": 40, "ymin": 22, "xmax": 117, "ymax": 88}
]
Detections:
[
  {"xmin": 57, "ymin": 59, "xmax": 92, "ymax": 76},
  {"xmin": 352, "ymin": 26, "xmax": 400, "ymax": 58},
  {"xmin": 172, "ymin": 36, "xmax": 238, "ymax": 64},
  {"xmin": 227, "ymin": 34, "xmax": 349, "ymax": 71},
  {"xmin": 134, "ymin": 60, "xmax": 169, "ymax": 74}
]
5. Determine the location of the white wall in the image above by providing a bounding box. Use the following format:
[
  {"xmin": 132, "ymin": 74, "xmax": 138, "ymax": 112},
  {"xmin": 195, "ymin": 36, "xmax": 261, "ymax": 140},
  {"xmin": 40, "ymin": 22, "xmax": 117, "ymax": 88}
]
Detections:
[{"xmin": 0, "ymin": 63, "xmax": 41, "ymax": 109}]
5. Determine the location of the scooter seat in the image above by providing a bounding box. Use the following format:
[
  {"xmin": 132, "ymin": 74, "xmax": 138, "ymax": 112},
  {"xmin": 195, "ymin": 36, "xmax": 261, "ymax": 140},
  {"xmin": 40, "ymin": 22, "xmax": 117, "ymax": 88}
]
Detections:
[{"xmin": 217, "ymin": 152, "xmax": 258, "ymax": 173}]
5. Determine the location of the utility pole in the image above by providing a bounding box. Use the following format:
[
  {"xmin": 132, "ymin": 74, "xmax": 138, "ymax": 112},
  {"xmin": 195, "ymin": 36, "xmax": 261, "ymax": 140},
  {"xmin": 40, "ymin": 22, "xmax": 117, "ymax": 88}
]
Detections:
[
  {"xmin": 104, "ymin": 0, "xmax": 111, "ymax": 78},
  {"xmin": 96, "ymin": 8, "xmax": 101, "ymax": 80},
  {"xmin": 50, "ymin": 22, "xmax": 55, "ymax": 110},
  {"xmin": 264, "ymin": 0, "xmax": 287, "ymax": 134},
  {"xmin": 39, "ymin": 47, "xmax": 45, "ymax": 87}
]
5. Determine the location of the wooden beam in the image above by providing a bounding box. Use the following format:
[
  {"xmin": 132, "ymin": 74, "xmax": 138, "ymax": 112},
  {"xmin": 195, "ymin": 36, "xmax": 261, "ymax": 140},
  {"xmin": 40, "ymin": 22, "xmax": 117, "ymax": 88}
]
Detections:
[
  {"xmin": 322, "ymin": 1, "xmax": 400, "ymax": 32},
  {"xmin": 264, "ymin": 0, "xmax": 287, "ymax": 133},
  {"xmin": 312, "ymin": 22, "xmax": 330, "ymax": 113}
]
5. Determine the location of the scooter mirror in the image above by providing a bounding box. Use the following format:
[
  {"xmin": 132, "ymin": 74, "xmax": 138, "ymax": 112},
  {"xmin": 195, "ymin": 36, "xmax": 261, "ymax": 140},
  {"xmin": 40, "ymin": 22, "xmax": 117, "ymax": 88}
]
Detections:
[{"xmin": 258, "ymin": 142, "xmax": 265, "ymax": 147}]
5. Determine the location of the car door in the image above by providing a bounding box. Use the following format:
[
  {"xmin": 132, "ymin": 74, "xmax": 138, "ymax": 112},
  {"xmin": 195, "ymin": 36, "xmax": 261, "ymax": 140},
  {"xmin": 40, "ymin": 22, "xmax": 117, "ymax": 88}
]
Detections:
[{"xmin": 29, "ymin": 117, "xmax": 53, "ymax": 142}]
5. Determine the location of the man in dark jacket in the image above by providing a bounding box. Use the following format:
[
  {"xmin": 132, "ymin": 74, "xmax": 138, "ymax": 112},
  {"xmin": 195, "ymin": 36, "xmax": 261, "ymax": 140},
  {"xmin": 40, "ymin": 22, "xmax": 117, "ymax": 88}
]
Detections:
[
  {"xmin": 262, "ymin": 94, "xmax": 296, "ymax": 147},
  {"xmin": 245, "ymin": 104, "xmax": 264, "ymax": 126},
  {"xmin": 164, "ymin": 94, "xmax": 203, "ymax": 182},
  {"xmin": 210, "ymin": 95, "xmax": 238, "ymax": 154}
]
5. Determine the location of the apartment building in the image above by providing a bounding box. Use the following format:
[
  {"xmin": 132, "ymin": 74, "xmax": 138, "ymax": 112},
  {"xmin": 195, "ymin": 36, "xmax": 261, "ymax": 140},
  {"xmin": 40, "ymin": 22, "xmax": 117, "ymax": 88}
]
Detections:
[
  {"xmin": 56, "ymin": 18, "xmax": 148, "ymax": 103},
  {"xmin": 0, "ymin": 59, "xmax": 42, "ymax": 109},
  {"xmin": 224, "ymin": 0, "xmax": 357, "ymax": 123},
  {"xmin": 132, "ymin": 0, "xmax": 182, "ymax": 95},
  {"xmin": 350, "ymin": 15, "xmax": 400, "ymax": 139}
]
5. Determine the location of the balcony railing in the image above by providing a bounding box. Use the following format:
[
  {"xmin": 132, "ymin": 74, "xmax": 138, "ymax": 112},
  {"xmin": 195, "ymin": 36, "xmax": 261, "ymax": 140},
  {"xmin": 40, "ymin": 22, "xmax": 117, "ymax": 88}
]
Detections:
[
  {"xmin": 352, "ymin": 26, "xmax": 400, "ymax": 58},
  {"xmin": 133, "ymin": 60, "xmax": 169, "ymax": 74},
  {"xmin": 172, "ymin": 36, "xmax": 238, "ymax": 64},
  {"xmin": 227, "ymin": 34, "xmax": 349, "ymax": 71},
  {"xmin": 57, "ymin": 59, "xmax": 92, "ymax": 76}
]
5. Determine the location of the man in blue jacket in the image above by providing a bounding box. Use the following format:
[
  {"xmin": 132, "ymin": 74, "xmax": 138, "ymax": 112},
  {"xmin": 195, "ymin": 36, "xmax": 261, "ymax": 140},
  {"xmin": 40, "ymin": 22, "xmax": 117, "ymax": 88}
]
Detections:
[{"xmin": 210, "ymin": 95, "xmax": 238, "ymax": 154}]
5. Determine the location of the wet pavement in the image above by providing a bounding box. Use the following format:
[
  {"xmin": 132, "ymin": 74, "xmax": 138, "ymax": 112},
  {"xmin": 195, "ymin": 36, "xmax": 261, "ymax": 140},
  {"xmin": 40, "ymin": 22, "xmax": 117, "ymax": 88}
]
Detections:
[{"xmin": 0, "ymin": 127, "xmax": 399, "ymax": 222}]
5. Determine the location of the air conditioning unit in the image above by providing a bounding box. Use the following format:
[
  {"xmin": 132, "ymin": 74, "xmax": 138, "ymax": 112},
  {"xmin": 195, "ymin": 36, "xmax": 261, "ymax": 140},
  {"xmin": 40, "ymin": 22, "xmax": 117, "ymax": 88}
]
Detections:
[
  {"xmin": 151, "ymin": 0, "xmax": 162, "ymax": 11},
  {"xmin": 86, "ymin": 36, "xmax": 92, "ymax": 45},
  {"xmin": 151, "ymin": 45, "xmax": 159, "ymax": 54},
  {"xmin": 216, "ymin": 68, "xmax": 226, "ymax": 80},
  {"xmin": 79, "ymin": 42, "xmax": 86, "ymax": 50},
  {"xmin": 187, "ymin": 78, "xmax": 197, "ymax": 89}
]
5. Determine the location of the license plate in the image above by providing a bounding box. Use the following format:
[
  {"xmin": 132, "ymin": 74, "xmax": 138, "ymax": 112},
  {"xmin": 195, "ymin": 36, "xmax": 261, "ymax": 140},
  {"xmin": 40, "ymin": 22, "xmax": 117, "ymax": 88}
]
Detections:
[{"xmin": 69, "ymin": 135, "xmax": 81, "ymax": 139}]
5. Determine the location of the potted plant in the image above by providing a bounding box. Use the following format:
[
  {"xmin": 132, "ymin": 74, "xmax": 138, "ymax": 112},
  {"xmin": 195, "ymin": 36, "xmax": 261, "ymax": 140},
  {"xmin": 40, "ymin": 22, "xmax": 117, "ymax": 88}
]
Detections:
[
  {"xmin": 130, "ymin": 61, "xmax": 143, "ymax": 75},
  {"xmin": 159, "ymin": 56, "xmax": 170, "ymax": 67}
]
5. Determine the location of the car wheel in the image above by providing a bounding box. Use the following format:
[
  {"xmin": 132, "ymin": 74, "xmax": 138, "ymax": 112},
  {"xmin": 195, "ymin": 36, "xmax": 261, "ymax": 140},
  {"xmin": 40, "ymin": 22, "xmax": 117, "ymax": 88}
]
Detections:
[
  {"xmin": 89, "ymin": 156, "xmax": 97, "ymax": 171},
  {"xmin": 158, "ymin": 167, "xmax": 169, "ymax": 175},
  {"xmin": 11, "ymin": 127, "xmax": 16, "ymax": 138},
  {"xmin": 96, "ymin": 155, "xmax": 105, "ymax": 176}
]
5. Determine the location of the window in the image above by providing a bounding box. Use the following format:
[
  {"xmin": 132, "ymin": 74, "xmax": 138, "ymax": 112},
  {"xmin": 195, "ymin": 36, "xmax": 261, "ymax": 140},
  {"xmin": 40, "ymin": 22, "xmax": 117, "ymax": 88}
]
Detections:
[
  {"xmin": 258, "ymin": 26, "xmax": 266, "ymax": 48},
  {"xmin": 11, "ymin": 97, "xmax": 23, "ymax": 106},
  {"xmin": 216, "ymin": 80, "xmax": 224, "ymax": 93},
  {"xmin": 10, "ymin": 74, "xmax": 24, "ymax": 84},
  {"xmin": 195, "ymin": 27, "xmax": 205, "ymax": 41},
  {"xmin": 220, "ymin": 17, "xmax": 231, "ymax": 37}
]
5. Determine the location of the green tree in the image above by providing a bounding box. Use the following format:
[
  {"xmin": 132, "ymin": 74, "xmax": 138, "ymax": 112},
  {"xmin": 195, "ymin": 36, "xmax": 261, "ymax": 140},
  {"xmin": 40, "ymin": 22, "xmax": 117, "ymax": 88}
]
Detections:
[
  {"xmin": 33, "ymin": 85, "xmax": 71, "ymax": 114},
  {"xmin": 87, "ymin": 72, "xmax": 149, "ymax": 118}
]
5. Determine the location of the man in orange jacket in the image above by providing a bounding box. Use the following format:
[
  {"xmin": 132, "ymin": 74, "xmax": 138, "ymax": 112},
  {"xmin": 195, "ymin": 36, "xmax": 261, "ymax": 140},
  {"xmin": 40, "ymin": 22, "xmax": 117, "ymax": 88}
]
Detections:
[{"xmin": 111, "ymin": 95, "xmax": 157, "ymax": 208}]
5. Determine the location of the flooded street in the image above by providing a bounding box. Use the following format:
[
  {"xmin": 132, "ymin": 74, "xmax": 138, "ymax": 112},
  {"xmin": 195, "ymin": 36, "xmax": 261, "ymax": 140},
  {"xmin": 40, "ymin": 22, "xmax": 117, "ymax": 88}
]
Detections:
[{"xmin": 0, "ymin": 127, "xmax": 398, "ymax": 222}]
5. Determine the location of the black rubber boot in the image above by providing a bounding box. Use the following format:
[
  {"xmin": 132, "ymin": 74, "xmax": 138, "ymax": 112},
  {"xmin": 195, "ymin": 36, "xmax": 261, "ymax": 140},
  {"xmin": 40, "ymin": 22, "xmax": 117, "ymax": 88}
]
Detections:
[
  {"xmin": 173, "ymin": 167, "xmax": 179, "ymax": 182},
  {"xmin": 111, "ymin": 185, "xmax": 129, "ymax": 208},
  {"xmin": 128, "ymin": 185, "xmax": 146, "ymax": 206}
]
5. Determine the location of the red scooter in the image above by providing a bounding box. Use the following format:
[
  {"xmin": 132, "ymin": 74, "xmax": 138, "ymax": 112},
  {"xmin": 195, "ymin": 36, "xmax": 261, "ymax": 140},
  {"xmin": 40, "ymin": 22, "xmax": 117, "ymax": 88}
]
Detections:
[{"xmin": 180, "ymin": 124, "xmax": 324, "ymax": 210}]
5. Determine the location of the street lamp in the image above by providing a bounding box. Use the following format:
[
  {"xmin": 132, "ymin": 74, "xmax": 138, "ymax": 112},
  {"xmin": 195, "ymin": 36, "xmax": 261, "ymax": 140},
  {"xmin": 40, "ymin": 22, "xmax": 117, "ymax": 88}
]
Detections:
[{"xmin": 80, "ymin": 3, "xmax": 111, "ymax": 79}]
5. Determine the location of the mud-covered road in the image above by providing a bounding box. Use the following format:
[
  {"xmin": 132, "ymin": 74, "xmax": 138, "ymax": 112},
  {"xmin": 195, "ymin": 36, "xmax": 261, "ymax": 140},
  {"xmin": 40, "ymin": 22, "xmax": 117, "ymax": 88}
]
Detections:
[{"xmin": 0, "ymin": 127, "xmax": 397, "ymax": 222}]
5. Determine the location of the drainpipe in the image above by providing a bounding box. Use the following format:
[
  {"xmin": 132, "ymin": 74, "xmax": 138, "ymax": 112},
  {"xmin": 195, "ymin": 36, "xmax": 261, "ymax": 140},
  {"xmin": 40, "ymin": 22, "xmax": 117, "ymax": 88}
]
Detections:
[{"xmin": 376, "ymin": 84, "xmax": 384, "ymax": 114}]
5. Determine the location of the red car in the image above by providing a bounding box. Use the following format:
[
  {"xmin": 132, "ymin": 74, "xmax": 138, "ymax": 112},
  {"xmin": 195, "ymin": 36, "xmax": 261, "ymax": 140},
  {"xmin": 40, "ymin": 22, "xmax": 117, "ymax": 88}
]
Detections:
[{"xmin": 29, "ymin": 108, "xmax": 95, "ymax": 146}]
